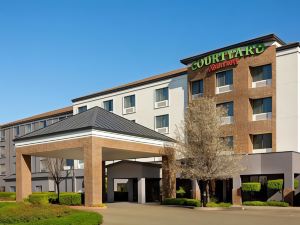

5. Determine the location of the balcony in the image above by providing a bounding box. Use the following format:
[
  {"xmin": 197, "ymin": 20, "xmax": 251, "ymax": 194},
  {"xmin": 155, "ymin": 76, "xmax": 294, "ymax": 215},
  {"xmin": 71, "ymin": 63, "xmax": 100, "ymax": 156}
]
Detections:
[
  {"xmin": 221, "ymin": 116, "xmax": 233, "ymax": 125},
  {"xmin": 216, "ymin": 85, "xmax": 233, "ymax": 94},
  {"xmin": 252, "ymin": 79, "xmax": 272, "ymax": 88},
  {"xmin": 252, "ymin": 112, "xmax": 272, "ymax": 121}
]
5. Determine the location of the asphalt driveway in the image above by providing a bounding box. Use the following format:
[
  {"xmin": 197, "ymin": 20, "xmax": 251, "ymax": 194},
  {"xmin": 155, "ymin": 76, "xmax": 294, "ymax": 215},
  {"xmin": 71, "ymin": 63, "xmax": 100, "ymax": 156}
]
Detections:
[{"xmin": 83, "ymin": 202, "xmax": 300, "ymax": 225}]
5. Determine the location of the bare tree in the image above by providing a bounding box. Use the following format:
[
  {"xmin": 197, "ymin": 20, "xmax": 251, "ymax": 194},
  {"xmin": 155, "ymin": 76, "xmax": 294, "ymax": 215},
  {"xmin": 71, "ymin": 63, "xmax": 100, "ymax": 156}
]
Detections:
[
  {"xmin": 175, "ymin": 97, "xmax": 243, "ymax": 207},
  {"xmin": 47, "ymin": 158, "xmax": 69, "ymax": 203}
]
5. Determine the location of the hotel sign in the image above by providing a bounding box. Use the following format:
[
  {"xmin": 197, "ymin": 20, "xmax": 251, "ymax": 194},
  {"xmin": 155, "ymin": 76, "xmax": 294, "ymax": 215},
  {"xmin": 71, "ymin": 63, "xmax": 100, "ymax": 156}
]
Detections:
[{"xmin": 191, "ymin": 43, "xmax": 266, "ymax": 72}]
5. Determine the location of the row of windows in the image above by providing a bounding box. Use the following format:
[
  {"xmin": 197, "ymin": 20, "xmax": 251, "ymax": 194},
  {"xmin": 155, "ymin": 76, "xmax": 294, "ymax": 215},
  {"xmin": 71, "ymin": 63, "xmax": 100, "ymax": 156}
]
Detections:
[
  {"xmin": 78, "ymin": 87, "xmax": 170, "ymax": 115},
  {"xmin": 192, "ymin": 64, "xmax": 272, "ymax": 96}
]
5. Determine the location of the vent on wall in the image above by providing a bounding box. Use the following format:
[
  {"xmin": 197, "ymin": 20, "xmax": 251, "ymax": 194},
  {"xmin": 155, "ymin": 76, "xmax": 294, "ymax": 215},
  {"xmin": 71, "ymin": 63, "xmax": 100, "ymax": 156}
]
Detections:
[
  {"xmin": 192, "ymin": 93, "xmax": 203, "ymax": 100},
  {"xmin": 252, "ymin": 79, "xmax": 272, "ymax": 88},
  {"xmin": 124, "ymin": 107, "xmax": 135, "ymax": 114},
  {"xmin": 155, "ymin": 100, "xmax": 169, "ymax": 109},
  {"xmin": 216, "ymin": 85, "xmax": 233, "ymax": 94},
  {"xmin": 253, "ymin": 112, "xmax": 272, "ymax": 121},
  {"xmin": 156, "ymin": 127, "xmax": 169, "ymax": 134}
]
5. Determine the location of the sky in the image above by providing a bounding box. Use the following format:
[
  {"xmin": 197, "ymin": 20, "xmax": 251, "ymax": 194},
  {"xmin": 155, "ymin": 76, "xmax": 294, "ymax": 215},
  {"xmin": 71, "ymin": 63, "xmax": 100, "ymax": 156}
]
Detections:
[{"xmin": 0, "ymin": 0, "xmax": 299, "ymax": 124}]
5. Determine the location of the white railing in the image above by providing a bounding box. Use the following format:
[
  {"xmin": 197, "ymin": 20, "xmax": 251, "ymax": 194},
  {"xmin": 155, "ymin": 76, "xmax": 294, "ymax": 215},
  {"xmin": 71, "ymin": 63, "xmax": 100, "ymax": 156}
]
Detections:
[
  {"xmin": 252, "ymin": 112, "xmax": 272, "ymax": 121},
  {"xmin": 252, "ymin": 79, "xmax": 272, "ymax": 88},
  {"xmin": 216, "ymin": 85, "xmax": 233, "ymax": 94}
]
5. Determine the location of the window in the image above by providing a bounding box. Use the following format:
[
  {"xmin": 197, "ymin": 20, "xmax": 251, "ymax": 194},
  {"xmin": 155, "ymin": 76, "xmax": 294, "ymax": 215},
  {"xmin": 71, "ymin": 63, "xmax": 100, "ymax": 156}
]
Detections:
[
  {"xmin": 216, "ymin": 70, "xmax": 233, "ymax": 87},
  {"xmin": 155, "ymin": 115, "xmax": 169, "ymax": 129},
  {"xmin": 59, "ymin": 116, "xmax": 66, "ymax": 121},
  {"xmin": 191, "ymin": 80, "xmax": 204, "ymax": 96},
  {"xmin": 0, "ymin": 147, "xmax": 5, "ymax": 158},
  {"xmin": 217, "ymin": 102, "xmax": 234, "ymax": 117},
  {"xmin": 103, "ymin": 100, "xmax": 114, "ymax": 112},
  {"xmin": 9, "ymin": 186, "xmax": 16, "ymax": 192},
  {"xmin": 124, "ymin": 95, "xmax": 135, "ymax": 108},
  {"xmin": 251, "ymin": 64, "xmax": 272, "ymax": 82},
  {"xmin": 252, "ymin": 98, "xmax": 272, "ymax": 114},
  {"xmin": 24, "ymin": 124, "xmax": 32, "ymax": 134},
  {"xmin": 14, "ymin": 126, "xmax": 20, "ymax": 137},
  {"xmin": 223, "ymin": 136, "xmax": 233, "ymax": 148},
  {"xmin": 155, "ymin": 87, "xmax": 169, "ymax": 102},
  {"xmin": 40, "ymin": 120, "xmax": 47, "ymax": 128},
  {"xmin": 40, "ymin": 159, "xmax": 48, "ymax": 172},
  {"xmin": 253, "ymin": 133, "xmax": 272, "ymax": 149},
  {"xmin": 0, "ymin": 164, "xmax": 5, "ymax": 175},
  {"xmin": 35, "ymin": 185, "xmax": 42, "ymax": 192},
  {"xmin": 78, "ymin": 160, "xmax": 84, "ymax": 169},
  {"xmin": 78, "ymin": 106, "xmax": 87, "ymax": 113},
  {"xmin": 0, "ymin": 130, "xmax": 5, "ymax": 142},
  {"xmin": 12, "ymin": 162, "xmax": 16, "ymax": 174}
]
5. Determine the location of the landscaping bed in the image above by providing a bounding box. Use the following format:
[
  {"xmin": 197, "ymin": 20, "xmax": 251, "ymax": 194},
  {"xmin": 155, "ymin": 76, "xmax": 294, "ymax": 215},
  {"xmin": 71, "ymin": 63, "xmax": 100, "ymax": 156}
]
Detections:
[
  {"xmin": 243, "ymin": 201, "xmax": 289, "ymax": 207},
  {"xmin": 0, "ymin": 202, "xmax": 102, "ymax": 224},
  {"xmin": 0, "ymin": 192, "xmax": 16, "ymax": 201},
  {"xmin": 162, "ymin": 198, "xmax": 200, "ymax": 207}
]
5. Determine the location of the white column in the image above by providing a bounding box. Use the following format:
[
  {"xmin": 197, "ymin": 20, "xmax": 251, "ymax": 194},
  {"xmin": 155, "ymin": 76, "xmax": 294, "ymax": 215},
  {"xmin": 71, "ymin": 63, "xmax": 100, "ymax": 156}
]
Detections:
[{"xmin": 138, "ymin": 178, "xmax": 146, "ymax": 204}]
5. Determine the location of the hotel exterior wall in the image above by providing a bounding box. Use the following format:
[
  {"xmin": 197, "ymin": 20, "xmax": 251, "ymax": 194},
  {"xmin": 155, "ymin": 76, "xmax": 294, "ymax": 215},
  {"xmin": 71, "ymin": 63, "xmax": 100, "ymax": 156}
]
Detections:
[
  {"xmin": 187, "ymin": 45, "xmax": 277, "ymax": 154},
  {"xmin": 276, "ymin": 46, "xmax": 300, "ymax": 152}
]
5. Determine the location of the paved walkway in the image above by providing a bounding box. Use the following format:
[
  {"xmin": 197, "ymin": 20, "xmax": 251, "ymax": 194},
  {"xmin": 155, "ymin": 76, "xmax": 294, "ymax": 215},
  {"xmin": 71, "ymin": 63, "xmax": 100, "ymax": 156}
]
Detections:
[{"xmin": 79, "ymin": 202, "xmax": 300, "ymax": 225}]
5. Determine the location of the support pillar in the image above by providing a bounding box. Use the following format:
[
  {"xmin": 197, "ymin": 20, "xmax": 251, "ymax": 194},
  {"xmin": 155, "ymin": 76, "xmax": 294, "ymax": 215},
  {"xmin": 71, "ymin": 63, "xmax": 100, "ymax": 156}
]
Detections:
[
  {"xmin": 138, "ymin": 178, "xmax": 146, "ymax": 204},
  {"xmin": 192, "ymin": 179, "xmax": 200, "ymax": 200},
  {"xmin": 107, "ymin": 178, "xmax": 114, "ymax": 202},
  {"xmin": 232, "ymin": 176, "xmax": 242, "ymax": 205},
  {"xmin": 16, "ymin": 152, "xmax": 32, "ymax": 202},
  {"xmin": 284, "ymin": 172, "xmax": 294, "ymax": 205},
  {"xmin": 162, "ymin": 155, "xmax": 176, "ymax": 200},
  {"xmin": 84, "ymin": 141, "xmax": 102, "ymax": 206},
  {"xmin": 102, "ymin": 161, "xmax": 106, "ymax": 202}
]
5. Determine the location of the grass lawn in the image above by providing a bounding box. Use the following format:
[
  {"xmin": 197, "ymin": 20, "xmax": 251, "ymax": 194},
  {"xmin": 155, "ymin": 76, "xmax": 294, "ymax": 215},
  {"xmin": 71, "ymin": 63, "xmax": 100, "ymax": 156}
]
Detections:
[{"xmin": 0, "ymin": 202, "xmax": 102, "ymax": 225}]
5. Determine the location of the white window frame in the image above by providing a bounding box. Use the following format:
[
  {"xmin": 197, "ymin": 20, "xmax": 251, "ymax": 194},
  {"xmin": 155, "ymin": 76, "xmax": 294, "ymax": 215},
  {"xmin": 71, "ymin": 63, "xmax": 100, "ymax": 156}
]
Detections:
[
  {"xmin": 154, "ymin": 87, "xmax": 169, "ymax": 109},
  {"xmin": 103, "ymin": 99, "xmax": 114, "ymax": 112},
  {"xmin": 155, "ymin": 114, "xmax": 169, "ymax": 134},
  {"xmin": 123, "ymin": 95, "xmax": 136, "ymax": 115}
]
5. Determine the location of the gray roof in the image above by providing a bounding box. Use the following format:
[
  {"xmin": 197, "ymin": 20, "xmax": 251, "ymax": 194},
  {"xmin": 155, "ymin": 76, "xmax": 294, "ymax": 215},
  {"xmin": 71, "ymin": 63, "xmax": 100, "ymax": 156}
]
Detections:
[{"xmin": 15, "ymin": 106, "xmax": 174, "ymax": 142}]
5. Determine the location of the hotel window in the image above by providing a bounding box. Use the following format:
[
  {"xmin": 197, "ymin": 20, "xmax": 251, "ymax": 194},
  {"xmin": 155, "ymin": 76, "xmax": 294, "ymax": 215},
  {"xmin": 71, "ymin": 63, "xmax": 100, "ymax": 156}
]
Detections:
[
  {"xmin": 252, "ymin": 97, "xmax": 272, "ymax": 121},
  {"xmin": 252, "ymin": 133, "xmax": 272, "ymax": 151},
  {"xmin": 14, "ymin": 126, "xmax": 20, "ymax": 137},
  {"xmin": 123, "ymin": 95, "xmax": 136, "ymax": 114},
  {"xmin": 0, "ymin": 164, "xmax": 5, "ymax": 175},
  {"xmin": 251, "ymin": 64, "xmax": 272, "ymax": 88},
  {"xmin": 217, "ymin": 102, "xmax": 233, "ymax": 125},
  {"xmin": 155, "ymin": 114, "xmax": 169, "ymax": 134},
  {"xmin": 10, "ymin": 186, "xmax": 16, "ymax": 192},
  {"xmin": 224, "ymin": 136, "xmax": 233, "ymax": 148},
  {"xmin": 40, "ymin": 120, "xmax": 47, "ymax": 128},
  {"xmin": 59, "ymin": 116, "xmax": 66, "ymax": 121},
  {"xmin": 155, "ymin": 87, "xmax": 169, "ymax": 108},
  {"xmin": 103, "ymin": 100, "xmax": 114, "ymax": 112},
  {"xmin": 12, "ymin": 162, "xmax": 16, "ymax": 174},
  {"xmin": 78, "ymin": 105, "xmax": 87, "ymax": 113},
  {"xmin": 35, "ymin": 185, "xmax": 42, "ymax": 192},
  {"xmin": 0, "ymin": 147, "xmax": 5, "ymax": 158},
  {"xmin": 24, "ymin": 124, "xmax": 32, "ymax": 134},
  {"xmin": 0, "ymin": 130, "xmax": 5, "ymax": 142},
  {"xmin": 191, "ymin": 80, "xmax": 204, "ymax": 99},
  {"xmin": 216, "ymin": 70, "xmax": 233, "ymax": 94},
  {"xmin": 40, "ymin": 158, "xmax": 48, "ymax": 172}
]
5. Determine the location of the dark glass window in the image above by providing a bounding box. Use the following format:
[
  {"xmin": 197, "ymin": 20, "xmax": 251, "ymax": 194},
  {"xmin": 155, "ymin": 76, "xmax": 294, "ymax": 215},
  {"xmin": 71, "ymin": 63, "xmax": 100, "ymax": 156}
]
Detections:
[
  {"xmin": 103, "ymin": 100, "xmax": 113, "ymax": 112},
  {"xmin": 251, "ymin": 64, "xmax": 272, "ymax": 82},
  {"xmin": 14, "ymin": 126, "xmax": 20, "ymax": 137},
  {"xmin": 217, "ymin": 101, "xmax": 234, "ymax": 116},
  {"xmin": 78, "ymin": 106, "xmax": 87, "ymax": 113},
  {"xmin": 40, "ymin": 121, "xmax": 47, "ymax": 128},
  {"xmin": 156, "ymin": 114, "xmax": 169, "ymax": 128},
  {"xmin": 192, "ymin": 80, "xmax": 204, "ymax": 95},
  {"xmin": 216, "ymin": 70, "xmax": 233, "ymax": 87},
  {"xmin": 124, "ymin": 95, "xmax": 135, "ymax": 108},
  {"xmin": 156, "ymin": 87, "xmax": 169, "ymax": 102},
  {"xmin": 253, "ymin": 133, "xmax": 272, "ymax": 149},
  {"xmin": 252, "ymin": 97, "xmax": 272, "ymax": 114}
]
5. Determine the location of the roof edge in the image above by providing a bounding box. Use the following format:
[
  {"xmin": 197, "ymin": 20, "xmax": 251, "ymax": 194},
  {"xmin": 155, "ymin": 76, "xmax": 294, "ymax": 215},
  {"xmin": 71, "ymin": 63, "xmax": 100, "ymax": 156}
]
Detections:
[
  {"xmin": 72, "ymin": 68, "xmax": 187, "ymax": 103},
  {"xmin": 276, "ymin": 42, "xmax": 300, "ymax": 52},
  {"xmin": 180, "ymin": 34, "xmax": 286, "ymax": 65}
]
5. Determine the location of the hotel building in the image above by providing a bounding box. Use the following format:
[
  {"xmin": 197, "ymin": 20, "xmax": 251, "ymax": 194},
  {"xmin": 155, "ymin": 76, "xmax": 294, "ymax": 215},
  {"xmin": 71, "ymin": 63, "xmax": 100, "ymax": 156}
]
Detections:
[{"xmin": 1, "ymin": 34, "xmax": 300, "ymax": 205}]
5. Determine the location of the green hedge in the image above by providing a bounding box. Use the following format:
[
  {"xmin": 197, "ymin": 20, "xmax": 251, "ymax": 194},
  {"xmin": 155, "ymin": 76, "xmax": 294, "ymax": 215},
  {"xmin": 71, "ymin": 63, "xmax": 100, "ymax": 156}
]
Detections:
[
  {"xmin": 243, "ymin": 201, "xmax": 289, "ymax": 207},
  {"xmin": 28, "ymin": 194, "xmax": 49, "ymax": 205},
  {"xmin": 163, "ymin": 198, "xmax": 200, "ymax": 207},
  {"xmin": 294, "ymin": 180, "xmax": 299, "ymax": 189},
  {"xmin": 59, "ymin": 193, "xmax": 81, "ymax": 206},
  {"xmin": 241, "ymin": 182, "xmax": 261, "ymax": 192},
  {"xmin": 0, "ymin": 192, "xmax": 16, "ymax": 201},
  {"xmin": 267, "ymin": 179, "xmax": 283, "ymax": 190},
  {"xmin": 206, "ymin": 202, "xmax": 232, "ymax": 208}
]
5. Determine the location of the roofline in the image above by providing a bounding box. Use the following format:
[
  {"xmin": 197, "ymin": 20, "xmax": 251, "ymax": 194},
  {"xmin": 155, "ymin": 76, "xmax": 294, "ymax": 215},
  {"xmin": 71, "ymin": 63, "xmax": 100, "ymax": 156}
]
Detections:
[
  {"xmin": 276, "ymin": 42, "xmax": 300, "ymax": 52},
  {"xmin": 0, "ymin": 106, "xmax": 73, "ymax": 129},
  {"xmin": 14, "ymin": 125, "xmax": 175, "ymax": 143},
  {"xmin": 106, "ymin": 160, "xmax": 161, "ymax": 168},
  {"xmin": 180, "ymin": 34, "xmax": 286, "ymax": 65},
  {"xmin": 72, "ymin": 68, "xmax": 187, "ymax": 103}
]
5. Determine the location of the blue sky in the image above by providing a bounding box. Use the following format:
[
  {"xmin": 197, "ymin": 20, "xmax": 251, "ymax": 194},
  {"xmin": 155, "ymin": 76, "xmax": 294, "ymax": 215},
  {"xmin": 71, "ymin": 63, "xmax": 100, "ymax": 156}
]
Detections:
[{"xmin": 0, "ymin": 0, "xmax": 299, "ymax": 124}]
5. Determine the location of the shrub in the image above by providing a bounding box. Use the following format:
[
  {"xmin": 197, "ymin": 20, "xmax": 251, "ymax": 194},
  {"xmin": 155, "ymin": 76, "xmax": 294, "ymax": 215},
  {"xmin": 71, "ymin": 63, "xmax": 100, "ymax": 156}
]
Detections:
[
  {"xmin": 243, "ymin": 201, "xmax": 289, "ymax": 207},
  {"xmin": 206, "ymin": 202, "xmax": 232, "ymax": 208},
  {"xmin": 242, "ymin": 182, "xmax": 261, "ymax": 192},
  {"xmin": 176, "ymin": 186, "xmax": 186, "ymax": 198},
  {"xmin": 59, "ymin": 193, "xmax": 81, "ymax": 206},
  {"xmin": 0, "ymin": 192, "xmax": 16, "ymax": 201},
  {"xmin": 28, "ymin": 194, "xmax": 49, "ymax": 205},
  {"xmin": 163, "ymin": 198, "xmax": 200, "ymax": 207},
  {"xmin": 294, "ymin": 180, "xmax": 299, "ymax": 189},
  {"xmin": 267, "ymin": 179, "xmax": 283, "ymax": 190}
]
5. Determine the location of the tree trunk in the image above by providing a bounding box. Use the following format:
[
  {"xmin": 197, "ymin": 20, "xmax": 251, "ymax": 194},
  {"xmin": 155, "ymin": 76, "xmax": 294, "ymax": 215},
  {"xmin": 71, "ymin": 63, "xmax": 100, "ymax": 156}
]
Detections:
[
  {"xmin": 198, "ymin": 180, "xmax": 209, "ymax": 207},
  {"xmin": 57, "ymin": 182, "xmax": 60, "ymax": 204}
]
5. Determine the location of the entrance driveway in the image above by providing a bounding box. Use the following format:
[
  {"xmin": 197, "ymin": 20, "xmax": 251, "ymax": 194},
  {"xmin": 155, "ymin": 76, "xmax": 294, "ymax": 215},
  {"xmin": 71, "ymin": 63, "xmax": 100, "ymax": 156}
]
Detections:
[{"xmin": 90, "ymin": 203, "xmax": 300, "ymax": 225}]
